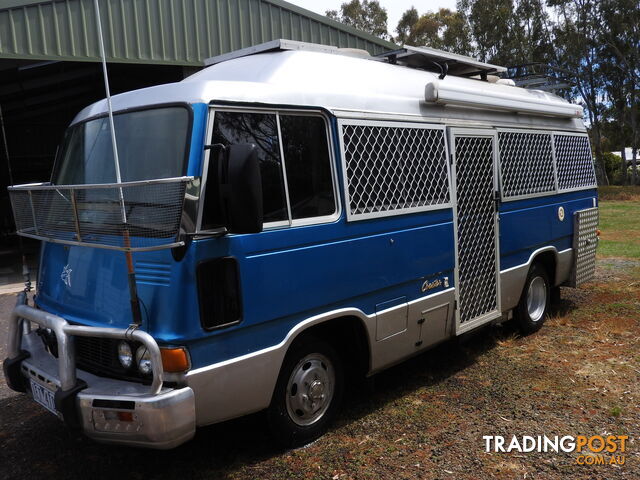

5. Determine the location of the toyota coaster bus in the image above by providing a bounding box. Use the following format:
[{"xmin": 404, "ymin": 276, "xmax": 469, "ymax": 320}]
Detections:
[{"xmin": 3, "ymin": 40, "xmax": 599, "ymax": 449}]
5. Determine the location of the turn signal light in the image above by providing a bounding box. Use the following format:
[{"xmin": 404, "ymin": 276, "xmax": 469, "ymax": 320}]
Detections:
[
  {"xmin": 117, "ymin": 411, "xmax": 134, "ymax": 422},
  {"xmin": 596, "ymin": 229, "xmax": 601, "ymax": 237},
  {"xmin": 160, "ymin": 347, "xmax": 190, "ymax": 372}
]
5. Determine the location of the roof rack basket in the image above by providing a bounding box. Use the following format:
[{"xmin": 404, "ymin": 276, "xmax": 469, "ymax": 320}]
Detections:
[
  {"xmin": 505, "ymin": 63, "xmax": 575, "ymax": 91},
  {"xmin": 8, "ymin": 176, "xmax": 193, "ymax": 252}
]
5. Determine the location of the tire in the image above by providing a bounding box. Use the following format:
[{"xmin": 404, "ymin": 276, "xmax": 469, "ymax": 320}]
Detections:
[
  {"xmin": 267, "ymin": 336, "xmax": 344, "ymax": 448},
  {"xmin": 513, "ymin": 263, "xmax": 551, "ymax": 335}
]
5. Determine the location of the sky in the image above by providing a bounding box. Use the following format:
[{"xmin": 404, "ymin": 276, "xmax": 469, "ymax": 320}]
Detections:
[{"xmin": 288, "ymin": 1, "xmax": 459, "ymax": 37}]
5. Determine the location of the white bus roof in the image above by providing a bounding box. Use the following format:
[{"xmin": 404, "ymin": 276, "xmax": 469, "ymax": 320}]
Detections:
[{"xmin": 73, "ymin": 44, "xmax": 585, "ymax": 132}]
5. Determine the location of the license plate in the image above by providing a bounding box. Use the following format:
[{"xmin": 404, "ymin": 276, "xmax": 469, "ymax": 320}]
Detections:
[{"xmin": 30, "ymin": 379, "xmax": 57, "ymax": 415}]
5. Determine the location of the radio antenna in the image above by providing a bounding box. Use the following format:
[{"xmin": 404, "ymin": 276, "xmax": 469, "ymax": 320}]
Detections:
[{"xmin": 93, "ymin": 0, "xmax": 142, "ymax": 326}]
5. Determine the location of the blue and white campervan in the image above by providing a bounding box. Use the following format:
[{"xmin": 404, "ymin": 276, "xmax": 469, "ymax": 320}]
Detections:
[{"xmin": 4, "ymin": 40, "xmax": 599, "ymax": 449}]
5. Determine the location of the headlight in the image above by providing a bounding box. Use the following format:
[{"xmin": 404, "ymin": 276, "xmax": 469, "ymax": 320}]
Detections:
[
  {"xmin": 135, "ymin": 346, "xmax": 152, "ymax": 375},
  {"xmin": 117, "ymin": 341, "xmax": 133, "ymax": 369}
]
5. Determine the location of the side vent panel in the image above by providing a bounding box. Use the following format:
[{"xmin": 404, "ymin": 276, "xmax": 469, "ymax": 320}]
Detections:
[{"xmin": 197, "ymin": 257, "xmax": 242, "ymax": 330}]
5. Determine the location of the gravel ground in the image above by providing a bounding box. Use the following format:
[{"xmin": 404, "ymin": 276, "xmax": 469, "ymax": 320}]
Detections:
[{"xmin": 1, "ymin": 258, "xmax": 638, "ymax": 480}]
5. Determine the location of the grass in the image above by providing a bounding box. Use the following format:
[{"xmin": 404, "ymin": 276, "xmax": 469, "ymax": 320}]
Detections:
[
  {"xmin": 598, "ymin": 185, "xmax": 640, "ymax": 201},
  {"xmin": 597, "ymin": 199, "xmax": 640, "ymax": 258}
]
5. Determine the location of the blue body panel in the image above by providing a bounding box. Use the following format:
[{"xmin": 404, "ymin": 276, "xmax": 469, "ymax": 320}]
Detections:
[
  {"xmin": 498, "ymin": 189, "xmax": 597, "ymax": 269},
  {"xmin": 35, "ymin": 104, "xmax": 598, "ymax": 372}
]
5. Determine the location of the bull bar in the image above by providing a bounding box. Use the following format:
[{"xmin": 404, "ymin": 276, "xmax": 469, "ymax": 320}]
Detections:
[{"xmin": 3, "ymin": 292, "xmax": 196, "ymax": 449}]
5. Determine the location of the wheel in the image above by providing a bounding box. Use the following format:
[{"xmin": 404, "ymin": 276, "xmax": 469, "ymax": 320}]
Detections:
[
  {"xmin": 513, "ymin": 263, "xmax": 550, "ymax": 334},
  {"xmin": 267, "ymin": 336, "xmax": 343, "ymax": 448}
]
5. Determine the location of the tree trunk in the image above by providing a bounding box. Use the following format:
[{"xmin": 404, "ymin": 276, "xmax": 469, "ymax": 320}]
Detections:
[
  {"xmin": 631, "ymin": 100, "xmax": 639, "ymax": 185},
  {"xmin": 592, "ymin": 131, "xmax": 609, "ymax": 186}
]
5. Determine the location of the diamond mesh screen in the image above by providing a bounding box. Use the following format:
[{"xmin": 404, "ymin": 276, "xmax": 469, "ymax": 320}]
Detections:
[
  {"xmin": 498, "ymin": 132, "xmax": 555, "ymax": 199},
  {"xmin": 571, "ymin": 207, "xmax": 598, "ymax": 287},
  {"xmin": 554, "ymin": 134, "xmax": 597, "ymax": 191},
  {"xmin": 341, "ymin": 122, "xmax": 450, "ymax": 218},
  {"xmin": 8, "ymin": 177, "xmax": 190, "ymax": 251},
  {"xmin": 455, "ymin": 136, "xmax": 499, "ymax": 324}
]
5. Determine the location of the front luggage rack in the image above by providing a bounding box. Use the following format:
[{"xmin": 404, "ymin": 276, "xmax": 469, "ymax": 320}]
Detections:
[{"xmin": 8, "ymin": 176, "xmax": 193, "ymax": 252}]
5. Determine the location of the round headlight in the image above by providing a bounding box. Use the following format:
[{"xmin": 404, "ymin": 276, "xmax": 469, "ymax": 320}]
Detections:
[
  {"xmin": 117, "ymin": 341, "xmax": 133, "ymax": 369},
  {"xmin": 135, "ymin": 346, "xmax": 152, "ymax": 375}
]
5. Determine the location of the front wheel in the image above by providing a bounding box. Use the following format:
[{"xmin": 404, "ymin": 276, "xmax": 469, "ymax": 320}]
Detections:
[
  {"xmin": 513, "ymin": 263, "xmax": 550, "ymax": 335},
  {"xmin": 267, "ymin": 336, "xmax": 343, "ymax": 448}
]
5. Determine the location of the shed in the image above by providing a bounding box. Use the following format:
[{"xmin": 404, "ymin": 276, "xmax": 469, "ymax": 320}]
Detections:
[{"xmin": 0, "ymin": 0, "xmax": 395, "ymax": 237}]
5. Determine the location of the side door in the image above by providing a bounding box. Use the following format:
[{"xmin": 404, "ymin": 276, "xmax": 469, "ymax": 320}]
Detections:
[{"xmin": 449, "ymin": 128, "xmax": 502, "ymax": 334}]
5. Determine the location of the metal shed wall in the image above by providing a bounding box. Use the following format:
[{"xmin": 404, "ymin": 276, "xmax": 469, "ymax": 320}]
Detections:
[{"xmin": 0, "ymin": 0, "xmax": 396, "ymax": 66}]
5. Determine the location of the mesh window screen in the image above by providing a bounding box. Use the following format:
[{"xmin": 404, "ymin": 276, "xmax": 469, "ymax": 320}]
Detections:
[
  {"xmin": 553, "ymin": 134, "xmax": 597, "ymax": 191},
  {"xmin": 454, "ymin": 135, "xmax": 499, "ymax": 324},
  {"xmin": 498, "ymin": 131, "xmax": 556, "ymax": 198},
  {"xmin": 340, "ymin": 122, "xmax": 450, "ymax": 219}
]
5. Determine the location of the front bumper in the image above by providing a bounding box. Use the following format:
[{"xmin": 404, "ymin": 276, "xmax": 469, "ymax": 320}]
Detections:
[{"xmin": 3, "ymin": 293, "xmax": 196, "ymax": 449}]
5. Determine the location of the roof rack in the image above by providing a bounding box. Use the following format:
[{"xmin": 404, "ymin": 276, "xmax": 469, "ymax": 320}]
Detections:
[
  {"xmin": 204, "ymin": 39, "xmax": 356, "ymax": 66},
  {"xmin": 203, "ymin": 39, "xmax": 507, "ymax": 81},
  {"xmin": 506, "ymin": 63, "xmax": 575, "ymax": 91},
  {"xmin": 375, "ymin": 45, "xmax": 506, "ymax": 79}
]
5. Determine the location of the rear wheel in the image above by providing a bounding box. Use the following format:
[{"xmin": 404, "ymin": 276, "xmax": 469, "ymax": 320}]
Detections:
[
  {"xmin": 267, "ymin": 336, "xmax": 343, "ymax": 448},
  {"xmin": 514, "ymin": 263, "xmax": 550, "ymax": 334}
]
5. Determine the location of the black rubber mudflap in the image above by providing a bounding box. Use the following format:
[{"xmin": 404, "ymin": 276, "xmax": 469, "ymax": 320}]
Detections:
[{"xmin": 2, "ymin": 351, "xmax": 30, "ymax": 392}]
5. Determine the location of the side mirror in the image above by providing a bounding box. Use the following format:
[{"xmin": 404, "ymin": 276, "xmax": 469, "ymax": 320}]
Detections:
[{"xmin": 219, "ymin": 144, "xmax": 263, "ymax": 234}]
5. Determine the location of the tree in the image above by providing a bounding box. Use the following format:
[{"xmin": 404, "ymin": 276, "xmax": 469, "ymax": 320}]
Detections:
[
  {"xmin": 461, "ymin": 0, "xmax": 520, "ymax": 64},
  {"xmin": 598, "ymin": 0, "xmax": 640, "ymax": 184},
  {"xmin": 455, "ymin": 0, "xmax": 554, "ymax": 66},
  {"xmin": 395, "ymin": 7, "xmax": 420, "ymax": 45},
  {"xmin": 326, "ymin": 0, "xmax": 390, "ymax": 41},
  {"xmin": 390, "ymin": 0, "xmax": 637, "ymax": 185},
  {"xmin": 394, "ymin": 8, "xmax": 473, "ymax": 56},
  {"xmin": 513, "ymin": 0, "xmax": 555, "ymax": 64},
  {"xmin": 549, "ymin": 0, "xmax": 609, "ymax": 184}
]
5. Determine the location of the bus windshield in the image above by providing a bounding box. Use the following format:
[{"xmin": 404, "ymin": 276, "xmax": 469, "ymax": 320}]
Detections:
[{"xmin": 53, "ymin": 106, "xmax": 190, "ymax": 185}]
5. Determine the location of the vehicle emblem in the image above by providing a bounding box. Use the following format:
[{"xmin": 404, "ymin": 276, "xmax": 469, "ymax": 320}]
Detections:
[
  {"xmin": 421, "ymin": 278, "xmax": 443, "ymax": 293},
  {"xmin": 558, "ymin": 206, "xmax": 565, "ymax": 221},
  {"xmin": 61, "ymin": 264, "xmax": 72, "ymax": 287}
]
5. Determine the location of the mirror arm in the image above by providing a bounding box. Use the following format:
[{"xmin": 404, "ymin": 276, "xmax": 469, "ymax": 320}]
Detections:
[{"xmin": 204, "ymin": 143, "xmax": 225, "ymax": 151}]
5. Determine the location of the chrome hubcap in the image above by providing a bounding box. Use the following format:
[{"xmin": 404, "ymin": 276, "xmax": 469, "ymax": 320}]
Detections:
[
  {"xmin": 285, "ymin": 353, "xmax": 335, "ymax": 426},
  {"xmin": 526, "ymin": 276, "xmax": 547, "ymax": 322}
]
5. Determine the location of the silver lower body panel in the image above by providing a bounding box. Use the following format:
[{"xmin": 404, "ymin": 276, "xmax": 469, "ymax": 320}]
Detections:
[{"xmin": 500, "ymin": 247, "xmax": 573, "ymax": 312}]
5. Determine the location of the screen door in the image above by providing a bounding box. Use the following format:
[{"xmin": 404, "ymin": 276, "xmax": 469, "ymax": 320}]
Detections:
[{"xmin": 450, "ymin": 129, "xmax": 501, "ymax": 333}]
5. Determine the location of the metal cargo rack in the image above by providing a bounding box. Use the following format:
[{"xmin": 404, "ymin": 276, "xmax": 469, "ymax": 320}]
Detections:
[{"xmin": 8, "ymin": 176, "xmax": 193, "ymax": 252}]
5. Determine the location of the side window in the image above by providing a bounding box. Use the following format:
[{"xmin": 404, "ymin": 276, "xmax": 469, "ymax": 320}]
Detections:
[
  {"xmin": 279, "ymin": 115, "xmax": 336, "ymax": 219},
  {"xmin": 203, "ymin": 111, "xmax": 288, "ymax": 228},
  {"xmin": 201, "ymin": 110, "xmax": 336, "ymax": 230}
]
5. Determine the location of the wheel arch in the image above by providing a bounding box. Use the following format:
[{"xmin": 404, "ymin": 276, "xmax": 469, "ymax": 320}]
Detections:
[
  {"xmin": 281, "ymin": 312, "xmax": 373, "ymax": 381},
  {"xmin": 185, "ymin": 308, "xmax": 373, "ymax": 428},
  {"xmin": 531, "ymin": 249, "xmax": 558, "ymax": 285},
  {"xmin": 500, "ymin": 246, "xmax": 560, "ymax": 312}
]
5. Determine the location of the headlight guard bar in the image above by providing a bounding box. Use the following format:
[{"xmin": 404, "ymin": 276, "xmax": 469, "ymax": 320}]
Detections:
[{"xmin": 7, "ymin": 292, "xmax": 164, "ymax": 394}]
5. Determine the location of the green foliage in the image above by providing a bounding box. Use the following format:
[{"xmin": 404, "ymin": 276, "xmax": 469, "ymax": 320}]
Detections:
[
  {"xmin": 326, "ymin": 0, "xmax": 389, "ymax": 41},
  {"xmin": 395, "ymin": 8, "xmax": 472, "ymax": 55},
  {"xmin": 602, "ymin": 152, "xmax": 622, "ymax": 184}
]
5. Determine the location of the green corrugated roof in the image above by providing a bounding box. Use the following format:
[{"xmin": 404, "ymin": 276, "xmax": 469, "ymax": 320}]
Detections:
[{"xmin": 0, "ymin": 0, "xmax": 396, "ymax": 66}]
